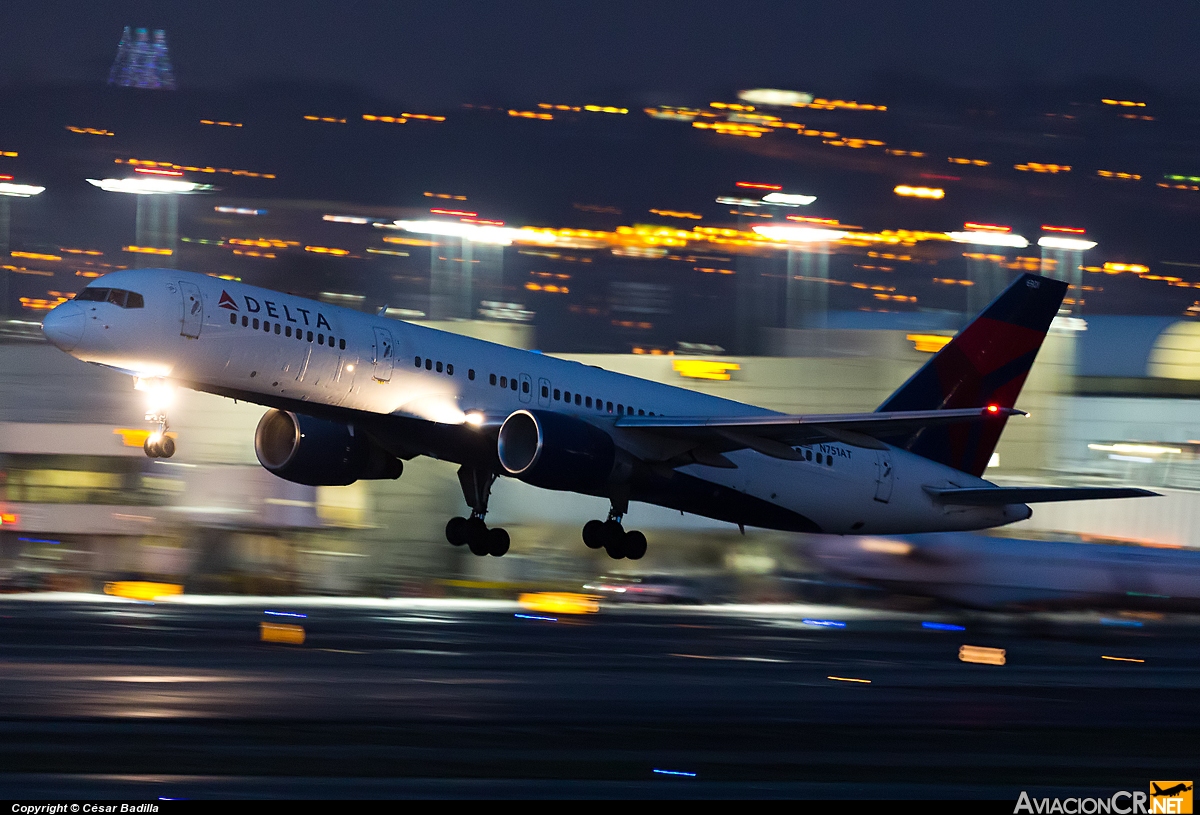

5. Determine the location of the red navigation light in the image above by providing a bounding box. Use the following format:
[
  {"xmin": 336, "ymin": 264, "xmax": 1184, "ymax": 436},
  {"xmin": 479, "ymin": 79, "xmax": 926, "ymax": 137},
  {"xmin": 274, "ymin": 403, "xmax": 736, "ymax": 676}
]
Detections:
[
  {"xmin": 0, "ymin": 175, "xmax": 11, "ymax": 181},
  {"xmin": 964, "ymin": 222, "xmax": 1012, "ymax": 233},
  {"xmin": 1041, "ymin": 225, "xmax": 1086, "ymax": 233},
  {"xmin": 134, "ymin": 167, "xmax": 184, "ymax": 177},
  {"xmin": 736, "ymin": 181, "xmax": 782, "ymax": 190},
  {"xmin": 985, "ymin": 404, "xmax": 1001, "ymax": 414},
  {"xmin": 430, "ymin": 208, "xmax": 477, "ymax": 217}
]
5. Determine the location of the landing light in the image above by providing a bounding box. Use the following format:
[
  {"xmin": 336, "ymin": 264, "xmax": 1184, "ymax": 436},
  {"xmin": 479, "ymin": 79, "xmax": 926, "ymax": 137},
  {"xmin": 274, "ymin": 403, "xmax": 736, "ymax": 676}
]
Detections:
[{"xmin": 464, "ymin": 411, "xmax": 485, "ymax": 427}]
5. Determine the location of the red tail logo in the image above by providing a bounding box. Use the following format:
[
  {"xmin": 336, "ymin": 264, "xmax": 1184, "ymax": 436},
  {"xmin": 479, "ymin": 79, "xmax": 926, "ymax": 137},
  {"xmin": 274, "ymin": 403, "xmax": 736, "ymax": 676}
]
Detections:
[{"xmin": 217, "ymin": 290, "xmax": 238, "ymax": 311}]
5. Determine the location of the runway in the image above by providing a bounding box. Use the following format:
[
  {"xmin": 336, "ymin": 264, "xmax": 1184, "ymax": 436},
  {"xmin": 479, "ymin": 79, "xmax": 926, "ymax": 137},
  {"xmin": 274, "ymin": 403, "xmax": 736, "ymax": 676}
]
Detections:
[{"xmin": 0, "ymin": 595, "xmax": 1195, "ymax": 798}]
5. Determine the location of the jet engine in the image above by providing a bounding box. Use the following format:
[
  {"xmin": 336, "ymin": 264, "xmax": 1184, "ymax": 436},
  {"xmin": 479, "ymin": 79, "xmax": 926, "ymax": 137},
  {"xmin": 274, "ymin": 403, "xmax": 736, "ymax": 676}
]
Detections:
[
  {"xmin": 497, "ymin": 409, "xmax": 628, "ymax": 493},
  {"xmin": 254, "ymin": 409, "xmax": 403, "ymax": 486}
]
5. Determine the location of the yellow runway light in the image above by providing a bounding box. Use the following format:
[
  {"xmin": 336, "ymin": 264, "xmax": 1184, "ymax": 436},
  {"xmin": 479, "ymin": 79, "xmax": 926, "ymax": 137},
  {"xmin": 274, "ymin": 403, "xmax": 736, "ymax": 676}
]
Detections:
[
  {"xmin": 518, "ymin": 592, "xmax": 600, "ymax": 615},
  {"xmin": 959, "ymin": 645, "xmax": 1006, "ymax": 665},
  {"xmin": 827, "ymin": 675, "xmax": 871, "ymax": 684},
  {"xmin": 261, "ymin": 623, "xmax": 306, "ymax": 644},
  {"xmin": 906, "ymin": 333, "xmax": 953, "ymax": 353},
  {"xmin": 104, "ymin": 581, "xmax": 183, "ymax": 601},
  {"xmin": 1101, "ymin": 656, "xmax": 1145, "ymax": 663}
]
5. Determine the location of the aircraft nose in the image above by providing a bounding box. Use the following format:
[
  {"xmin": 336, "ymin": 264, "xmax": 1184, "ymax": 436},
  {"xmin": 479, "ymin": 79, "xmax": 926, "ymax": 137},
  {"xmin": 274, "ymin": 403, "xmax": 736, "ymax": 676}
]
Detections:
[{"xmin": 42, "ymin": 302, "xmax": 86, "ymax": 352}]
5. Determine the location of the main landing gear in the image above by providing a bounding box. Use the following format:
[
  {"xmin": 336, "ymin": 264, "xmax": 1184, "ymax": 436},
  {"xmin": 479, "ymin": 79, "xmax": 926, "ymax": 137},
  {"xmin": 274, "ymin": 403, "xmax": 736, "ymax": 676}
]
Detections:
[
  {"xmin": 446, "ymin": 466, "xmax": 510, "ymax": 557},
  {"xmin": 582, "ymin": 492, "xmax": 647, "ymax": 560}
]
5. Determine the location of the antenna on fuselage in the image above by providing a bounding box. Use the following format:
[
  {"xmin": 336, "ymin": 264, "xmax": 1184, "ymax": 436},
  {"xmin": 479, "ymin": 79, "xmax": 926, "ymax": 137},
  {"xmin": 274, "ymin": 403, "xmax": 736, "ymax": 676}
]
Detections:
[{"xmin": 376, "ymin": 304, "xmax": 389, "ymax": 317}]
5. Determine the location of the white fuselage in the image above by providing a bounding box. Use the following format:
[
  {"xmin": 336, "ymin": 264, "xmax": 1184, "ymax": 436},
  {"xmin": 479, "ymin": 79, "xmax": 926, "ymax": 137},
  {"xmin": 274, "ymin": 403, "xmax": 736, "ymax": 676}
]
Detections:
[{"xmin": 42, "ymin": 269, "xmax": 1031, "ymax": 535}]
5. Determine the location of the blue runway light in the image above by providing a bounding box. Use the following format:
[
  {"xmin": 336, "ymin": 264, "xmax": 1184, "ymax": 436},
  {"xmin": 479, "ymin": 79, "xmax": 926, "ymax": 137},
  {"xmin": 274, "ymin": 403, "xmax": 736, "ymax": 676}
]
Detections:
[
  {"xmin": 1100, "ymin": 617, "xmax": 1143, "ymax": 627},
  {"xmin": 515, "ymin": 613, "xmax": 558, "ymax": 622},
  {"xmin": 653, "ymin": 769, "xmax": 697, "ymax": 777},
  {"xmin": 802, "ymin": 619, "xmax": 846, "ymax": 628},
  {"xmin": 18, "ymin": 537, "xmax": 60, "ymax": 545},
  {"xmin": 264, "ymin": 610, "xmax": 307, "ymax": 618},
  {"xmin": 922, "ymin": 621, "xmax": 966, "ymax": 631}
]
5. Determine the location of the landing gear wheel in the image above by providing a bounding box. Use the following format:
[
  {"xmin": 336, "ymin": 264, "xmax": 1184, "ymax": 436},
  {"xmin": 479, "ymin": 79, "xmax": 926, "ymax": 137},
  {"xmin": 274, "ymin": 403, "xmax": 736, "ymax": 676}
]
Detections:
[
  {"xmin": 487, "ymin": 527, "xmax": 510, "ymax": 557},
  {"xmin": 159, "ymin": 436, "xmax": 175, "ymax": 458},
  {"xmin": 446, "ymin": 517, "xmax": 468, "ymax": 546},
  {"xmin": 625, "ymin": 530, "xmax": 647, "ymax": 560},
  {"xmin": 582, "ymin": 519, "xmax": 606, "ymax": 549},
  {"xmin": 603, "ymin": 521, "xmax": 627, "ymax": 560},
  {"xmin": 143, "ymin": 438, "xmax": 160, "ymax": 458},
  {"xmin": 466, "ymin": 518, "xmax": 490, "ymax": 556}
]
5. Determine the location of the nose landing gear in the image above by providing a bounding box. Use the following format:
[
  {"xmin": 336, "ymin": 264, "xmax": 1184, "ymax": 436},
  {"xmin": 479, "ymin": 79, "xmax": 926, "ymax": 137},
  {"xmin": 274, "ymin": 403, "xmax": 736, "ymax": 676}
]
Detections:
[
  {"xmin": 446, "ymin": 466, "xmax": 510, "ymax": 557},
  {"xmin": 137, "ymin": 377, "xmax": 176, "ymax": 459}
]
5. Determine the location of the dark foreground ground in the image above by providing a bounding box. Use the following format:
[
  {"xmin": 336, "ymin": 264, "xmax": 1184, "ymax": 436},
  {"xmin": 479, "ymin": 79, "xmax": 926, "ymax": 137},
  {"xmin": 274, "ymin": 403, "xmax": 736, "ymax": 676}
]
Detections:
[{"xmin": 0, "ymin": 595, "xmax": 1193, "ymax": 799}]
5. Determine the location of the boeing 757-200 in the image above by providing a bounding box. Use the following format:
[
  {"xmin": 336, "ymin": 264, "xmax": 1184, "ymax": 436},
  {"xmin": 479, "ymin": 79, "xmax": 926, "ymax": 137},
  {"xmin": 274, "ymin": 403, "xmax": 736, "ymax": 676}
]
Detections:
[{"xmin": 40, "ymin": 269, "xmax": 1154, "ymax": 559}]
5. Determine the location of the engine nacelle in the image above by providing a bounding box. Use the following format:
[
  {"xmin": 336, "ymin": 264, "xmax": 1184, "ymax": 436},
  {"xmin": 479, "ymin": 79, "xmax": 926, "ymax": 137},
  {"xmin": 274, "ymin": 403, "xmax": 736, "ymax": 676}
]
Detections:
[
  {"xmin": 497, "ymin": 409, "xmax": 624, "ymax": 493},
  {"xmin": 254, "ymin": 409, "xmax": 403, "ymax": 486}
]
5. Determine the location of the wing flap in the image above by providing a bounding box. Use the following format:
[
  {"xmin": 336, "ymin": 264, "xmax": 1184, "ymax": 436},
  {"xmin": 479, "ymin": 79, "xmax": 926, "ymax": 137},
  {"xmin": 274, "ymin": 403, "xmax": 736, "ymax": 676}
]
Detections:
[{"xmin": 925, "ymin": 486, "xmax": 1159, "ymax": 505}]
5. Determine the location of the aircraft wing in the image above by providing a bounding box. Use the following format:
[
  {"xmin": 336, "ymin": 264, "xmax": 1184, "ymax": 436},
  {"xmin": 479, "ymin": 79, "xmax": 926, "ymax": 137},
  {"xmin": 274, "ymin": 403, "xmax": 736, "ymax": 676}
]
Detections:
[
  {"xmin": 924, "ymin": 486, "xmax": 1159, "ymax": 505},
  {"xmin": 614, "ymin": 407, "xmax": 1023, "ymax": 460}
]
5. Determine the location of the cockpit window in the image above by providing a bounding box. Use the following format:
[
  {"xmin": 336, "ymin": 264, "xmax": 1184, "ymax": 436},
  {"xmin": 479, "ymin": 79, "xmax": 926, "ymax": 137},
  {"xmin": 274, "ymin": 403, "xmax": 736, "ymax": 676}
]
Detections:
[{"xmin": 75, "ymin": 287, "xmax": 144, "ymax": 308}]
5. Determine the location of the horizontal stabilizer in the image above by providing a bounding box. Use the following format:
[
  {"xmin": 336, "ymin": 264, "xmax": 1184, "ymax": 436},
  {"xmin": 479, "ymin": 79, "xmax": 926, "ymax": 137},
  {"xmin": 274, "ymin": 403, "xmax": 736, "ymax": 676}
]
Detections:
[{"xmin": 925, "ymin": 486, "xmax": 1159, "ymax": 506}]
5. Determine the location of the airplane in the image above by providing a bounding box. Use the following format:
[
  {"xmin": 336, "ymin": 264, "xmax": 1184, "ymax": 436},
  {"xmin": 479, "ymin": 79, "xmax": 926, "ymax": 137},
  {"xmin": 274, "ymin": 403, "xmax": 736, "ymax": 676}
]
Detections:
[
  {"xmin": 1152, "ymin": 783, "xmax": 1193, "ymax": 797},
  {"xmin": 40, "ymin": 268, "xmax": 1154, "ymax": 560}
]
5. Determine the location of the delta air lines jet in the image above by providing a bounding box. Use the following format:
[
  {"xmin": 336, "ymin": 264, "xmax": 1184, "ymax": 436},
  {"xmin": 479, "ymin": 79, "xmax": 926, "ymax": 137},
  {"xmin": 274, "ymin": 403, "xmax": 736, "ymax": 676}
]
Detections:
[{"xmin": 40, "ymin": 269, "xmax": 1153, "ymax": 559}]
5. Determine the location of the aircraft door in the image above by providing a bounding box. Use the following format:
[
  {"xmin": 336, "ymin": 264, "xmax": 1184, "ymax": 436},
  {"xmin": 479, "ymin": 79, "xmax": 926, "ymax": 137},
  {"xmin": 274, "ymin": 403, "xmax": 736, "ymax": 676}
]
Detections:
[
  {"xmin": 372, "ymin": 327, "xmax": 395, "ymax": 382},
  {"xmin": 519, "ymin": 373, "xmax": 532, "ymax": 404},
  {"xmin": 179, "ymin": 281, "xmax": 203, "ymax": 338},
  {"xmin": 537, "ymin": 377, "xmax": 551, "ymax": 408},
  {"xmin": 874, "ymin": 450, "xmax": 894, "ymax": 503}
]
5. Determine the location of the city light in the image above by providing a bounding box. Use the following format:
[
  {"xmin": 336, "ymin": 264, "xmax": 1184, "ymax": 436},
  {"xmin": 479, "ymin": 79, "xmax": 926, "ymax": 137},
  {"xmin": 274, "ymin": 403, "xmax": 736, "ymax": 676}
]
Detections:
[
  {"xmin": 736, "ymin": 182, "xmax": 782, "ymax": 190},
  {"xmin": 1038, "ymin": 236, "xmax": 1097, "ymax": 251},
  {"xmin": 394, "ymin": 220, "xmax": 522, "ymax": 245},
  {"xmin": 761, "ymin": 192, "xmax": 816, "ymax": 206},
  {"xmin": 894, "ymin": 185, "xmax": 945, "ymax": 199},
  {"xmin": 214, "ymin": 206, "xmax": 266, "ymax": 215},
  {"xmin": 0, "ymin": 183, "xmax": 45, "ymax": 198},
  {"xmin": 947, "ymin": 231, "xmax": 1029, "ymax": 248},
  {"xmin": 322, "ymin": 215, "xmax": 371, "ymax": 224},
  {"xmin": 87, "ymin": 177, "xmax": 209, "ymax": 194},
  {"xmin": 752, "ymin": 225, "xmax": 849, "ymax": 243}
]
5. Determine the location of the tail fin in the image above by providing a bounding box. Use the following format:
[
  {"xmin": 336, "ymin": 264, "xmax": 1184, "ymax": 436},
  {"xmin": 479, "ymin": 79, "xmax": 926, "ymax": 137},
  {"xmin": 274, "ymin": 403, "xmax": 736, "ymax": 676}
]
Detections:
[{"xmin": 877, "ymin": 272, "xmax": 1067, "ymax": 476}]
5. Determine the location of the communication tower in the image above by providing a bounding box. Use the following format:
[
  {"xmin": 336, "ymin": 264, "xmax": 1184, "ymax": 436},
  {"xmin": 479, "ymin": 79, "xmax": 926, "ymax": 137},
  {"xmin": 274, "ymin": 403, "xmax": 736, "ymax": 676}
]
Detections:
[{"xmin": 108, "ymin": 27, "xmax": 177, "ymax": 90}]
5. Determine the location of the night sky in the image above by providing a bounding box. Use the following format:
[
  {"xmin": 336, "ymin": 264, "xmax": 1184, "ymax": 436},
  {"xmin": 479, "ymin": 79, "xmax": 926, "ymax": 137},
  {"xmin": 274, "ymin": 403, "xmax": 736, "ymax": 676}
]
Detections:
[{"xmin": 4, "ymin": 1, "xmax": 1200, "ymax": 104}]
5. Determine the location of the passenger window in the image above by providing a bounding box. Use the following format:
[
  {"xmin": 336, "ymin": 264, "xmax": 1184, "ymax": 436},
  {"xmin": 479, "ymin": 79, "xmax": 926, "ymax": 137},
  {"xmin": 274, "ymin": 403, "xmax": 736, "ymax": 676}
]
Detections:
[
  {"xmin": 229, "ymin": 313, "xmax": 237, "ymax": 325},
  {"xmin": 638, "ymin": 409, "xmax": 644, "ymax": 416},
  {"xmin": 307, "ymin": 331, "xmax": 313, "ymax": 342},
  {"xmin": 274, "ymin": 323, "xmax": 281, "ymax": 335},
  {"xmin": 553, "ymin": 389, "xmax": 560, "ymax": 400},
  {"xmin": 606, "ymin": 401, "xmax": 613, "ymax": 413},
  {"xmin": 242, "ymin": 316, "xmax": 249, "ymax": 327},
  {"xmin": 447, "ymin": 364, "xmax": 454, "ymax": 375},
  {"xmin": 489, "ymin": 373, "xmax": 496, "ymax": 385},
  {"xmin": 318, "ymin": 333, "xmax": 325, "ymax": 345},
  {"xmin": 586, "ymin": 397, "xmax": 592, "ymax": 408},
  {"xmin": 542, "ymin": 385, "xmax": 549, "ymax": 398},
  {"xmin": 425, "ymin": 359, "xmax": 432, "ymax": 370},
  {"xmin": 415, "ymin": 356, "xmax": 421, "ymax": 367},
  {"xmin": 816, "ymin": 453, "xmax": 823, "ymax": 464},
  {"xmin": 339, "ymin": 339, "xmax": 346, "ymax": 350},
  {"xmin": 500, "ymin": 376, "xmax": 507, "ymax": 387},
  {"xmin": 125, "ymin": 292, "xmax": 144, "ymax": 308},
  {"xmin": 253, "ymin": 318, "xmax": 259, "ymax": 330},
  {"xmin": 265, "ymin": 321, "xmax": 271, "ymax": 332},
  {"xmin": 286, "ymin": 326, "xmax": 292, "ymax": 337},
  {"xmin": 617, "ymin": 405, "xmax": 624, "ymax": 414},
  {"xmin": 806, "ymin": 450, "xmax": 812, "ymax": 461},
  {"xmin": 436, "ymin": 361, "xmax": 443, "ymax": 373},
  {"xmin": 468, "ymin": 369, "xmax": 475, "ymax": 380},
  {"xmin": 511, "ymin": 379, "xmax": 518, "ymax": 391},
  {"xmin": 827, "ymin": 457, "xmax": 833, "ymax": 467},
  {"xmin": 575, "ymin": 394, "xmax": 581, "ymax": 406}
]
